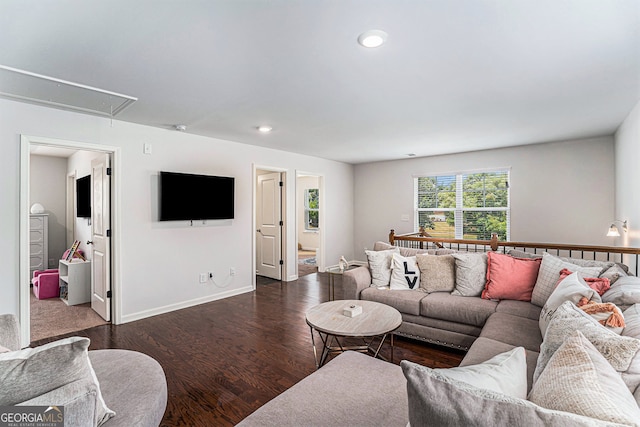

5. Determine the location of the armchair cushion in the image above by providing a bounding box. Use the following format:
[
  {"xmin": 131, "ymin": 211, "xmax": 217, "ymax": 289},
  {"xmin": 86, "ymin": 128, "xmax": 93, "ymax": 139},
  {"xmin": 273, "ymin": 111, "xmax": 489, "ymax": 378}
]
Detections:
[{"xmin": 0, "ymin": 336, "xmax": 115, "ymax": 426}]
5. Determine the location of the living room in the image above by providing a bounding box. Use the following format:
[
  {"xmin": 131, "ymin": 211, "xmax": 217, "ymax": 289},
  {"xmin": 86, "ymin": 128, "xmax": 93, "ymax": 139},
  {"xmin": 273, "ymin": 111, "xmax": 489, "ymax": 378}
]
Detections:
[{"xmin": 1, "ymin": 1, "xmax": 640, "ymax": 425}]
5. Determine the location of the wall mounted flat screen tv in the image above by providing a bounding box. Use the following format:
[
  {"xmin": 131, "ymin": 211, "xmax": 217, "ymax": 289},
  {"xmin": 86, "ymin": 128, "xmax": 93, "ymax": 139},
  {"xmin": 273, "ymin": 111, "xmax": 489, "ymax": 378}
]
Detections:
[
  {"xmin": 76, "ymin": 175, "xmax": 91, "ymax": 218},
  {"xmin": 159, "ymin": 171, "xmax": 235, "ymax": 221}
]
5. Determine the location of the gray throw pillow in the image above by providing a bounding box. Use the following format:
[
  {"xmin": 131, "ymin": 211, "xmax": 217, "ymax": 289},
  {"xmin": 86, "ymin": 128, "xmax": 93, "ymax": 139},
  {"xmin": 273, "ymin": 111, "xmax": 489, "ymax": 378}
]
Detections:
[
  {"xmin": 623, "ymin": 304, "xmax": 640, "ymax": 340},
  {"xmin": 401, "ymin": 359, "xmax": 616, "ymax": 426},
  {"xmin": 451, "ymin": 253, "xmax": 487, "ymax": 297},
  {"xmin": 416, "ymin": 254, "xmax": 456, "ymax": 293},
  {"xmin": 602, "ymin": 276, "xmax": 640, "ymax": 310},
  {"xmin": 0, "ymin": 337, "xmax": 115, "ymax": 426}
]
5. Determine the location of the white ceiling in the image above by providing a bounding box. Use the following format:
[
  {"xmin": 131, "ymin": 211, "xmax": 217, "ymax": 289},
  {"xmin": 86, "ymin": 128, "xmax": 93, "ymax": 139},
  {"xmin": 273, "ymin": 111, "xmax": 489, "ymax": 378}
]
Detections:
[{"xmin": 2, "ymin": 0, "xmax": 639, "ymax": 164}]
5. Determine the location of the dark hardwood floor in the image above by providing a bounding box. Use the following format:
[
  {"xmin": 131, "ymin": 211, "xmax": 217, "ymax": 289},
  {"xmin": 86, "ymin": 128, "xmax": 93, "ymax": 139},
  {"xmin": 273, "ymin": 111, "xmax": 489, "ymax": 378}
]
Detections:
[{"xmin": 32, "ymin": 273, "xmax": 464, "ymax": 426}]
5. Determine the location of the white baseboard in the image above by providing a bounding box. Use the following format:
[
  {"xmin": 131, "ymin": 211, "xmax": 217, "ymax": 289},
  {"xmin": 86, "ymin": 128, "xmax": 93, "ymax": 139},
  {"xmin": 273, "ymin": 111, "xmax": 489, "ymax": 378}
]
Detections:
[{"xmin": 119, "ymin": 285, "xmax": 254, "ymax": 324}]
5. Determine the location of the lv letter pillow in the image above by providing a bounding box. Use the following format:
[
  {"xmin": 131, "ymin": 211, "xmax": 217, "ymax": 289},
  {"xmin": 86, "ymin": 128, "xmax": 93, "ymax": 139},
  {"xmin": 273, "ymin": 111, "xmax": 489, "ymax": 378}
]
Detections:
[{"xmin": 390, "ymin": 254, "xmax": 420, "ymax": 290}]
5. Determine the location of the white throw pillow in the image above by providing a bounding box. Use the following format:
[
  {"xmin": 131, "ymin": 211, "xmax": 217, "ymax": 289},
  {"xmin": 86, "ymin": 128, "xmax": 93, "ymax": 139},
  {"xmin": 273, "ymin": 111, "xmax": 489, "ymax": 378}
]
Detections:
[
  {"xmin": 529, "ymin": 330, "xmax": 640, "ymax": 426},
  {"xmin": 365, "ymin": 248, "xmax": 399, "ymax": 287},
  {"xmin": 539, "ymin": 272, "xmax": 601, "ymax": 337},
  {"xmin": 531, "ymin": 253, "xmax": 603, "ymax": 307},
  {"xmin": 389, "ymin": 253, "xmax": 420, "ymax": 290},
  {"xmin": 433, "ymin": 346, "xmax": 528, "ymax": 399}
]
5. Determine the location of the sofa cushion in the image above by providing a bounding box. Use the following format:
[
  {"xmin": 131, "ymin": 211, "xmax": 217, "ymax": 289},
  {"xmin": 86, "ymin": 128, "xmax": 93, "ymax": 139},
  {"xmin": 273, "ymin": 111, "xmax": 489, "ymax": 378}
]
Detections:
[
  {"xmin": 401, "ymin": 356, "xmax": 616, "ymax": 426},
  {"xmin": 495, "ymin": 300, "xmax": 542, "ymax": 321},
  {"xmin": 482, "ymin": 252, "xmax": 541, "ymax": 301},
  {"xmin": 416, "ymin": 254, "xmax": 456, "ymax": 293},
  {"xmin": 480, "ymin": 312, "xmax": 542, "ymax": 353},
  {"xmin": 373, "ymin": 241, "xmax": 433, "ymax": 256},
  {"xmin": 389, "ymin": 253, "xmax": 420, "ymax": 290},
  {"xmin": 531, "ymin": 253, "xmax": 603, "ymax": 307},
  {"xmin": 529, "ymin": 330, "xmax": 640, "ymax": 426},
  {"xmin": 451, "ymin": 252, "xmax": 487, "ymax": 297},
  {"xmin": 365, "ymin": 248, "xmax": 399, "ymax": 287},
  {"xmin": 360, "ymin": 287, "xmax": 425, "ymax": 316},
  {"xmin": 420, "ymin": 293, "xmax": 497, "ymax": 327},
  {"xmin": 238, "ymin": 351, "xmax": 408, "ymax": 427},
  {"xmin": 0, "ymin": 337, "xmax": 115, "ymax": 426},
  {"xmin": 461, "ymin": 337, "xmax": 539, "ymax": 393}
]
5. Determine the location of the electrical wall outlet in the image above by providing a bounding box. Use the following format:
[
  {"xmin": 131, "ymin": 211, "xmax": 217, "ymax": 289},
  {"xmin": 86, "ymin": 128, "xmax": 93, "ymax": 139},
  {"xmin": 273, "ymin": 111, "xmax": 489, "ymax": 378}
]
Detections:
[
  {"xmin": 230, "ymin": 267, "xmax": 236, "ymax": 276},
  {"xmin": 199, "ymin": 273, "xmax": 207, "ymax": 283}
]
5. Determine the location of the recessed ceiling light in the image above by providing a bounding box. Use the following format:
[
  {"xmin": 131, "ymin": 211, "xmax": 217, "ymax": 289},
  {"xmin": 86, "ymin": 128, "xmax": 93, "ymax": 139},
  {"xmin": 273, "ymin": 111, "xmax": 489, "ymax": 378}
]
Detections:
[
  {"xmin": 257, "ymin": 125, "xmax": 273, "ymax": 133},
  {"xmin": 174, "ymin": 124, "xmax": 187, "ymax": 132},
  {"xmin": 358, "ymin": 30, "xmax": 388, "ymax": 48}
]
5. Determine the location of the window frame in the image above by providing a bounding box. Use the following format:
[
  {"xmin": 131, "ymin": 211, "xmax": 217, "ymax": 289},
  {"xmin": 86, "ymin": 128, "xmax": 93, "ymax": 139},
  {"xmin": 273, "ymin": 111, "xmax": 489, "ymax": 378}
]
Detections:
[
  {"xmin": 414, "ymin": 169, "xmax": 510, "ymax": 241},
  {"xmin": 304, "ymin": 188, "xmax": 319, "ymax": 231}
]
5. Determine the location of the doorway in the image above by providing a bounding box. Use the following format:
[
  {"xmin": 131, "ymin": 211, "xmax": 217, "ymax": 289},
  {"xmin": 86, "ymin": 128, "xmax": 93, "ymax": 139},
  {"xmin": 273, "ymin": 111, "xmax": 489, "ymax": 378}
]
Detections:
[
  {"xmin": 296, "ymin": 173, "xmax": 323, "ymax": 278},
  {"xmin": 255, "ymin": 169, "xmax": 285, "ymax": 282},
  {"xmin": 19, "ymin": 135, "xmax": 121, "ymax": 346}
]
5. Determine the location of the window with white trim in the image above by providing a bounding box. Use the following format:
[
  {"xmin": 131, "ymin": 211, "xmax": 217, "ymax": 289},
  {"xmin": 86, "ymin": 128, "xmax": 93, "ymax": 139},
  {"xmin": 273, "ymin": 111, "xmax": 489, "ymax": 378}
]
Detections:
[
  {"xmin": 415, "ymin": 170, "xmax": 510, "ymax": 240},
  {"xmin": 305, "ymin": 188, "xmax": 319, "ymax": 230}
]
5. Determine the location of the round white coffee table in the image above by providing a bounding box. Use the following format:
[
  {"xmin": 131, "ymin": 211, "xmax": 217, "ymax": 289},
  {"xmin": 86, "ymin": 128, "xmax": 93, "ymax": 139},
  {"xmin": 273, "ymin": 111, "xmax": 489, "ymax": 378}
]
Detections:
[{"xmin": 305, "ymin": 299, "xmax": 402, "ymax": 368}]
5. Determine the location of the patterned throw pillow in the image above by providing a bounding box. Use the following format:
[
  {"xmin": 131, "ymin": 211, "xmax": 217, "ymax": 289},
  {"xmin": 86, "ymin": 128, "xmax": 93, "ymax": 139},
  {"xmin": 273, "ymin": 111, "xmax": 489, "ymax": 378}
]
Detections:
[
  {"xmin": 602, "ymin": 276, "xmax": 640, "ymax": 311},
  {"xmin": 535, "ymin": 301, "xmax": 640, "ymax": 383},
  {"xmin": 530, "ymin": 253, "xmax": 603, "ymax": 307},
  {"xmin": 389, "ymin": 253, "xmax": 420, "ymax": 290},
  {"xmin": 365, "ymin": 248, "xmax": 399, "ymax": 287},
  {"xmin": 529, "ymin": 330, "xmax": 640, "ymax": 425}
]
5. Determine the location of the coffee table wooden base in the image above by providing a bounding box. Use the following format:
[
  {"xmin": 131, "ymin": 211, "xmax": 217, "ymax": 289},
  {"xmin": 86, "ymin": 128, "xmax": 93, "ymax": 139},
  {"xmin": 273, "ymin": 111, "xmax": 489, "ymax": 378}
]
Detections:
[{"xmin": 309, "ymin": 327, "xmax": 395, "ymax": 369}]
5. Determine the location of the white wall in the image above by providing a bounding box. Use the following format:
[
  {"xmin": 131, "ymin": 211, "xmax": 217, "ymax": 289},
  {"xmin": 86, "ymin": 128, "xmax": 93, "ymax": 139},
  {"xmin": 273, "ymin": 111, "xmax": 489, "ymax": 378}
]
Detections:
[
  {"xmin": 614, "ymin": 99, "xmax": 640, "ymax": 250},
  {"xmin": 29, "ymin": 155, "xmax": 67, "ymax": 267},
  {"xmin": 0, "ymin": 98, "xmax": 354, "ymax": 322},
  {"xmin": 353, "ymin": 137, "xmax": 616, "ymax": 259},
  {"xmin": 297, "ymin": 175, "xmax": 320, "ymax": 250}
]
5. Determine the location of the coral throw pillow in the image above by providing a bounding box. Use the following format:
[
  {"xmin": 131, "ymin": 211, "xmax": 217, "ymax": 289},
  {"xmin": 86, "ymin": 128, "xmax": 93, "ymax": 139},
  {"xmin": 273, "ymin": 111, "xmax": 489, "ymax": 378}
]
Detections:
[
  {"xmin": 482, "ymin": 252, "xmax": 542, "ymax": 301},
  {"xmin": 557, "ymin": 268, "xmax": 610, "ymax": 296}
]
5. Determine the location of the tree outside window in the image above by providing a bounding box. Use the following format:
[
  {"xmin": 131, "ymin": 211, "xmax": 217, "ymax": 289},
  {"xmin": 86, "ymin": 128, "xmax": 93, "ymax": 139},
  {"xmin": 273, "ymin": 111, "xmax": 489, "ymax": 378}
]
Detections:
[
  {"xmin": 305, "ymin": 188, "xmax": 319, "ymax": 230},
  {"xmin": 415, "ymin": 171, "xmax": 509, "ymax": 240}
]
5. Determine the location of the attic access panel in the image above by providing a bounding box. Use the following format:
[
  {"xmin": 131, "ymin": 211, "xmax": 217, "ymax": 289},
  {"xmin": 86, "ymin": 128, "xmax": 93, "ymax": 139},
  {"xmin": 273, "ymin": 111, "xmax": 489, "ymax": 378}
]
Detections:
[{"xmin": 0, "ymin": 65, "xmax": 136, "ymax": 117}]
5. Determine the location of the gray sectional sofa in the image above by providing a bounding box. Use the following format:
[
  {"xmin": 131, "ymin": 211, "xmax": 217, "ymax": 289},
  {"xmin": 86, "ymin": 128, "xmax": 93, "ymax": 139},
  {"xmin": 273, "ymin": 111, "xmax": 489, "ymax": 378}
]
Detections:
[{"xmin": 239, "ymin": 242, "xmax": 640, "ymax": 426}]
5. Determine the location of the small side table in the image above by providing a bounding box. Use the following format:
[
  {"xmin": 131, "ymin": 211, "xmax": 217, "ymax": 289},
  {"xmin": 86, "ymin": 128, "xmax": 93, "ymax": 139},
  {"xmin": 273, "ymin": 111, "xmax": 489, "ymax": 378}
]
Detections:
[{"xmin": 325, "ymin": 264, "xmax": 361, "ymax": 301}]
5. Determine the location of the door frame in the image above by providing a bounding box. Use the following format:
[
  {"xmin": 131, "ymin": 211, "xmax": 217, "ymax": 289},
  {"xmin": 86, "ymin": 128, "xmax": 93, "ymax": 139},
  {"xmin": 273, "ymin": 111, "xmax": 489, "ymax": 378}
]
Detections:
[
  {"xmin": 19, "ymin": 135, "xmax": 121, "ymax": 346},
  {"xmin": 295, "ymin": 171, "xmax": 326, "ymax": 274},
  {"xmin": 252, "ymin": 164, "xmax": 288, "ymax": 288}
]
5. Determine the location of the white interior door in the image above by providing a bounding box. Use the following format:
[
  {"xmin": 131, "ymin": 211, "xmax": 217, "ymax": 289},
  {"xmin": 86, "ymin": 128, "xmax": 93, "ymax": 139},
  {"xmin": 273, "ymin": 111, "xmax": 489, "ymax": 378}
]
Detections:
[
  {"xmin": 256, "ymin": 172, "xmax": 282, "ymax": 280},
  {"xmin": 90, "ymin": 155, "xmax": 111, "ymax": 321}
]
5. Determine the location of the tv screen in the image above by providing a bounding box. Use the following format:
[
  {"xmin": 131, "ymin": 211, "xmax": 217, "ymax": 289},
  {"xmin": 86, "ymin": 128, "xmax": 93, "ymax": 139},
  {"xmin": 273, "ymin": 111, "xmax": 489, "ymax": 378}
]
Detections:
[
  {"xmin": 76, "ymin": 175, "xmax": 91, "ymax": 218},
  {"xmin": 159, "ymin": 171, "xmax": 235, "ymax": 221}
]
